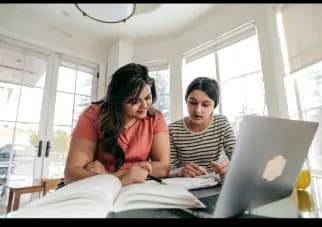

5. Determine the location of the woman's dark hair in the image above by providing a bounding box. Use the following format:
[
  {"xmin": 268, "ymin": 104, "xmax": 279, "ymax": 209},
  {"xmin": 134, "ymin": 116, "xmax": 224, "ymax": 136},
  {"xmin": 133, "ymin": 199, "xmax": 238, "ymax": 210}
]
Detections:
[
  {"xmin": 185, "ymin": 77, "xmax": 220, "ymax": 108},
  {"xmin": 93, "ymin": 63, "xmax": 157, "ymax": 171}
]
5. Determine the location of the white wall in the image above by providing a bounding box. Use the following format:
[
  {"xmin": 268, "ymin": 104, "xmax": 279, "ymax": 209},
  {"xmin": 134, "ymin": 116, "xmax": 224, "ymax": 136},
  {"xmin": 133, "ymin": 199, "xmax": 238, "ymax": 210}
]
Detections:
[
  {"xmin": 104, "ymin": 37, "xmax": 135, "ymax": 98},
  {"xmin": 0, "ymin": 4, "xmax": 289, "ymax": 122},
  {"xmin": 132, "ymin": 4, "xmax": 288, "ymax": 122},
  {"xmin": 119, "ymin": 38, "xmax": 134, "ymax": 67}
]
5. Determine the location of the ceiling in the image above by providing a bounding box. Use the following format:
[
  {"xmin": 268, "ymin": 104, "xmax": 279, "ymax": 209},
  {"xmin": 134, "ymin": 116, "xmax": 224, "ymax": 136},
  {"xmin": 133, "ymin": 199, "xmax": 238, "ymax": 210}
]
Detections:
[
  {"xmin": 0, "ymin": 4, "xmax": 221, "ymax": 88},
  {"xmin": 3, "ymin": 4, "xmax": 218, "ymax": 46}
]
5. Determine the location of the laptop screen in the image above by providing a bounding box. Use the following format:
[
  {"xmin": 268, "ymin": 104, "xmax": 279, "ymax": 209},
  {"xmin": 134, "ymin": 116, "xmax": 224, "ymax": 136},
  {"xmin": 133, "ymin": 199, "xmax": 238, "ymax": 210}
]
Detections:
[{"xmin": 211, "ymin": 116, "xmax": 318, "ymax": 218}]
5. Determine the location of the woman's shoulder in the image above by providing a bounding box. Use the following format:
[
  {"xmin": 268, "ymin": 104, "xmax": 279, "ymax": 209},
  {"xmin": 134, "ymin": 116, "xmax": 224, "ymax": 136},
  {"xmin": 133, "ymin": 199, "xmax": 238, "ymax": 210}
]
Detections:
[
  {"xmin": 153, "ymin": 109, "xmax": 163, "ymax": 117},
  {"xmin": 82, "ymin": 103, "xmax": 100, "ymax": 118},
  {"xmin": 144, "ymin": 108, "xmax": 164, "ymax": 124}
]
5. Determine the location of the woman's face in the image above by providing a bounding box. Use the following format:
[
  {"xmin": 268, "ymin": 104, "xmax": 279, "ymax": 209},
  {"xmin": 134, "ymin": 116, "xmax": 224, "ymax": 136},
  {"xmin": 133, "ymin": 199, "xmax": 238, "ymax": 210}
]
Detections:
[
  {"xmin": 186, "ymin": 89, "xmax": 215, "ymax": 124},
  {"xmin": 123, "ymin": 84, "xmax": 153, "ymax": 120}
]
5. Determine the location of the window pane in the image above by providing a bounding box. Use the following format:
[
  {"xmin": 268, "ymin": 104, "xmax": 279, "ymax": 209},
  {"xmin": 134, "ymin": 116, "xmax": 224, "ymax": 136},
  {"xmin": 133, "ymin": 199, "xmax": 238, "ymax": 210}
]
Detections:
[
  {"xmin": 57, "ymin": 66, "xmax": 76, "ymax": 93},
  {"xmin": 243, "ymin": 73, "xmax": 266, "ymax": 115},
  {"xmin": 17, "ymin": 86, "xmax": 43, "ymax": 123},
  {"xmin": 218, "ymin": 36, "xmax": 262, "ymax": 81},
  {"xmin": 0, "ymin": 82, "xmax": 20, "ymax": 121},
  {"xmin": 218, "ymin": 34, "xmax": 266, "ymax": 133},
  {"xmin": 292, "ymin": 61, "xmax": 322, "ymax": 173},
  {"xmin": 296, "ymin": 69, "xmax": 322, "ymax": 111},
  {"xmin": 221, "ymin": 78, "xmax": 246, "ymax": 123},
  {"xmin": 76, "ymin": 71, "xmax": 93, "ymax": 96},
  {"xmin": 0, "ymin": 121, "xmax": 15, "ymax": 146},
  {"xmin": 54, "ymin": 92, "xmax": 74, "ymax": 126},
  {"xmin": 150, "ymin": 70, "xmax": 170, "ymax": 95},
  {"xmin": 10, "ymin": 123, "xmax": 39, "ymax": 184},
  {"xmin": 14, "ymin": 123, "xmax": 39, "ymax": 146},
  {"xmin": 73, "ymin": 95, "xmax": 91, "ymax": 127},
  {"xmin": 149, "ymin": 68, "xmax": 171, "ymax": 124},
  {"xmin": 238, "ymin": 36, "xmax": 262, "ymax": 73},
  {"xmin": 304, "ymin": 108, "xmax": 322, "ymax": 172},
  {"xmin": 50, "ymin": 126, "xmax": 71, "ymax": 178}
]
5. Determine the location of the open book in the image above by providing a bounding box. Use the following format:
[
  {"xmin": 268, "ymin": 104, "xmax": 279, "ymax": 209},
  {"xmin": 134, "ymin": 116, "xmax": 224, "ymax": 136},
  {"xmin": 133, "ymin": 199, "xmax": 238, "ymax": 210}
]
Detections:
[{"xmin": 6, "ymin": 174, "xmax": 204, "ymax": 218}]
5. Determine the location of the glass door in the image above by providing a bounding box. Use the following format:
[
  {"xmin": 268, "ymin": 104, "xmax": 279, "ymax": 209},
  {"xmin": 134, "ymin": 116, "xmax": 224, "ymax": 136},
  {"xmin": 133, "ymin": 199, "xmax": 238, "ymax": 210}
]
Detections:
[
  {"xmin": 0, "ymin": 40, "xmax": 98, "ymax": 211},
  {"xmin": 0, "ymin": 42, "xmax": 49, "ymax": 187},
  {"xmin": 0, "ymin": 42, "xmax": 98, "ymax": 186},
  {"xmin": 42, "ymin": 59, "xmax": 97, "ymax": 178}
]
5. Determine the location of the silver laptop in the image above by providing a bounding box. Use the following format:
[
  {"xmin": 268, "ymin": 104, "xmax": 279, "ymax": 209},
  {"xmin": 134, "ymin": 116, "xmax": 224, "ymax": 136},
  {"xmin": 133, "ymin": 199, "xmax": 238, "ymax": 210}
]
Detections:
[{"xmin": 187, "ymin": 115, "xmax": 319, "ymax": 218}]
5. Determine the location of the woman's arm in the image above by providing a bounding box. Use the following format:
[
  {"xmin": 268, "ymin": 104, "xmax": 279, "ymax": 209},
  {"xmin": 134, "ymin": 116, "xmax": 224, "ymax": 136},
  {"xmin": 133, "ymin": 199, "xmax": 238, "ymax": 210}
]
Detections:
[
  {"xmin": 149, "ymin": 131, "xmax": 170, "ymax": 178},
  {"xmin": 64, "ymin": 137, "xmax": 102, "ymax": 184}
]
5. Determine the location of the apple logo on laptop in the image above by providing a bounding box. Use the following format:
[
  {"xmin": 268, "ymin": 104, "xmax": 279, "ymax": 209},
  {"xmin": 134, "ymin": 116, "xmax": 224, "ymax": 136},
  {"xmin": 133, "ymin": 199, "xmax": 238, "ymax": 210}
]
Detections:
[{"xmin": 262, "ymin": 155, "xmax": 287, "ymax": 181}]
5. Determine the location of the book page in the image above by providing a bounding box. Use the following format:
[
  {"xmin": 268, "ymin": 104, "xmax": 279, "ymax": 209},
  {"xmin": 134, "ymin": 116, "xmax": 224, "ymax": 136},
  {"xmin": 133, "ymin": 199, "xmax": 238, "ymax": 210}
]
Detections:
[
  {"xmin": 6, "ymin": 174, "xmax": 122, "ymax": 218},
  {"xmin": 113, "ymin": 182, "xmax": 205, "ymax": 213},
  {"xmin": 161, "ymin": 173, "xmax": 219, "ymax": 190}
]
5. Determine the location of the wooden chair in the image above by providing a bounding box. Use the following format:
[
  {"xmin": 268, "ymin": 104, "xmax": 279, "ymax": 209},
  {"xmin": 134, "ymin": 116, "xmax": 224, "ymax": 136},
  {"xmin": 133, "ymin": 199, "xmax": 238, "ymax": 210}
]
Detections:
[{"xmin": 6, "ymin": 178, "xmax": 64, "ymax": 213}]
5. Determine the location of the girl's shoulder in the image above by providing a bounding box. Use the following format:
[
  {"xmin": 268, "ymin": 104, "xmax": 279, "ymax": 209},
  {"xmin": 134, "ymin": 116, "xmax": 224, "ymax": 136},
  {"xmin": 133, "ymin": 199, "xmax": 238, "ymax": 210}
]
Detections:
[
  {"xmin": 212, "ymin": 114, "xmax": 229, "ymax": 122},
  {"xmin": 168, "ymin": 118, "xmax": 184, "ymax": 130}
]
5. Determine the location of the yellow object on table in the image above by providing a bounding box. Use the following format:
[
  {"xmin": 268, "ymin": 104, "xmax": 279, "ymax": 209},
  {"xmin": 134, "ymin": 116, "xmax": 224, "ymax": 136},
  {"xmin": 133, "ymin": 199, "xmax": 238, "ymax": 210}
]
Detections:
[
  {"xmin": 296, "ymin": 189, "xmax": 314, "ymax": 212},
  {"xmin": 295, "ymin": 170, "xmax": 311, "ymax": 190}
]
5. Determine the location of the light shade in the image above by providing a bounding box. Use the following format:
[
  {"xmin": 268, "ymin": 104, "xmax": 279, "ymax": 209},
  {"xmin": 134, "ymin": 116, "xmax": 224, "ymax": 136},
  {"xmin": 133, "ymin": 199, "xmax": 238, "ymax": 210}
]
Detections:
[{"xmin": 75, "ymin": 4, "xmax": 136, "ymax": 23}]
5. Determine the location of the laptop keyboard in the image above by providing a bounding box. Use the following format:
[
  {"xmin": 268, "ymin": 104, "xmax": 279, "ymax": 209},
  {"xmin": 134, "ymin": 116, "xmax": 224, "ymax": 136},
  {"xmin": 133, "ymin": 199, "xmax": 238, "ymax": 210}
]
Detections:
[
  {"xmin": 191, "ymin": 194, "xmax": 219, "ymax": 213},
  {"xmin": 181, "ymin": 194, "xmax": 219, "ymax": 218}
]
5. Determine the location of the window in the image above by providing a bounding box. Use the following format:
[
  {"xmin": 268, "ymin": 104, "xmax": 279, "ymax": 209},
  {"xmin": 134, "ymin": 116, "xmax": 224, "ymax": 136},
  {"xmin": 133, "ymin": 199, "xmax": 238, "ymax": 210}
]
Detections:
[
  {"xmin": 217, "ymin": 35, "xmax": 267, "ymax": 132},
  {"xmin": 147, "ymin": 64, "xmax": 171, "ymax": 124},
  {"xmin": 285, "ymin": 61, "xmax": 322, "ymax": 174},
  {"xmin": 277, "ymin": 5, "xmax": 322, "ymax": 206},
  {"xmin": 51, "ymin": 60, "xmax": 97, "ymax": 177},
  {"xmin": 182, "ymin": 23, "xmax": 266, "ymax": 133}
]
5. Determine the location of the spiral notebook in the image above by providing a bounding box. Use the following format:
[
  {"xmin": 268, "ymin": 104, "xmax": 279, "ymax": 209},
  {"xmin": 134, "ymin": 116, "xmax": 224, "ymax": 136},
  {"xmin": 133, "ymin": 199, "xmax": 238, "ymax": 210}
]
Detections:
[{"xmin": 159, "ymin": 173, "xmax": 220, "ymax": 190}]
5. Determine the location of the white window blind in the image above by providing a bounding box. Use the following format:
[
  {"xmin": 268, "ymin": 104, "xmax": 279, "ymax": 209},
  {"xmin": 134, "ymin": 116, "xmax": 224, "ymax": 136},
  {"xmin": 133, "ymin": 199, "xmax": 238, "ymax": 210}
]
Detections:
[
  {"xmin": 60, "ymin": 55, "xmax": 98, "ymax": 75},
  {"xmin": 144, "ymin": 60, "xmax": 169, "ymax": 72},
  {"xmin": 183, "ymin": 41, "xmax": 216, "ymax": 64},
  {"xmin": 215, "ymin": 20, "xmax": 256, "ymax": 50},
  {"xmin": 183, "ymin": 20, "xmax": 256, "ymax": 64},
  {"xmin": 280, "ymin": 4, "xmax": 322, "ymax": 73}
]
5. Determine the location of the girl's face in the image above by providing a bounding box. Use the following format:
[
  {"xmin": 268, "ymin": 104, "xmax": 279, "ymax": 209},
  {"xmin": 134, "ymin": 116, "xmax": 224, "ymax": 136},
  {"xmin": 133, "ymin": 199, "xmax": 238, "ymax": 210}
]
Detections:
[
  {"xmin": 123, "ymin": 84, "xmax": 153, "ymax": 120},
  {"xmin": 186, "ymin": 89, "xmax": 215, "ymax": 124}
]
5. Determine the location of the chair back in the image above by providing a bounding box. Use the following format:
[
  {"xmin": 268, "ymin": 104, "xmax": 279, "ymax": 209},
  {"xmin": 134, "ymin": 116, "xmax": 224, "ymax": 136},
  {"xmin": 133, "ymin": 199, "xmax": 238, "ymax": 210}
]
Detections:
[
  {"xmin": 41, "ymin": 178, "xmax": 64, "ymax": 195},
  {"xmin": 7, "ymin": 178, "xmax": 64, "ymax": 212}
]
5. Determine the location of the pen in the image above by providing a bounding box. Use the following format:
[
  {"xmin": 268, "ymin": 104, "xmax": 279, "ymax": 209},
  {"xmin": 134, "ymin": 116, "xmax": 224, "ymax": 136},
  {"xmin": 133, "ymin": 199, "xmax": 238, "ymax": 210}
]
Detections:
[{"xmin": 148, "ymin": 175, "xmax": 166, "ymax": 185}]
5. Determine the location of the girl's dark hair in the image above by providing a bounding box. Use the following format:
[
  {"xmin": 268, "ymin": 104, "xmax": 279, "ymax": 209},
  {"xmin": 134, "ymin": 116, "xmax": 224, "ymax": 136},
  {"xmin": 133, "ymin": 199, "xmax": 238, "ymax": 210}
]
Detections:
[
  {"xmin": 93, "ymin": 63, "xmax": 157, "ymax": 171},
  {"xmin": 185, "ymin": 77, "xmax": 220, "ymax": 108}
]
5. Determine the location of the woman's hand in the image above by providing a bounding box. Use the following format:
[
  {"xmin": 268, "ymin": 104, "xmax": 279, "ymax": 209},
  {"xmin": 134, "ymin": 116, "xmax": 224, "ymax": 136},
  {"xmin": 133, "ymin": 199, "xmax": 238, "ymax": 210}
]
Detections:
[
  {"xmin": 181, "ymin": 162, "xmax": 208, "ymax": 177},
  {"xmin": 211, "ymin": 159, "xmax": 229, "ymax": 177},
  {"xmin": 84, "ymin": 160, "xmax": 108, "ymax": 174},
  {"xmin": 119, "ymin": 161, "xmax": 152, "ymax": 186}
]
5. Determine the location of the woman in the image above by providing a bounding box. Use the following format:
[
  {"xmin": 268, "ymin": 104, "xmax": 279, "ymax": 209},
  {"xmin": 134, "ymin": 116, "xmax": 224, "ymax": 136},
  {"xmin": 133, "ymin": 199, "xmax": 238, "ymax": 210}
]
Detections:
[
  {"xmin": 169, "ymin": 77, "xmax": 236, "ymax": 178},
  {"xmin": 64, "ymin": 63, "xmax": 170, "ymax": 186}
]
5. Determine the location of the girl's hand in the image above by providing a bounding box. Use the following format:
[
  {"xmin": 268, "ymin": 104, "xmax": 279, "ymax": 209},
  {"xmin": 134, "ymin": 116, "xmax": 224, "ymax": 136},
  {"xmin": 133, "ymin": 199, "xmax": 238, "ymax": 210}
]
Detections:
[
  {"xmin": 181, "ymin": 162, "xmax": 208, "ymax": 177},
  {"xmin": 211, "ymin": 159, "xmax": 229, "ymax": 177}
]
